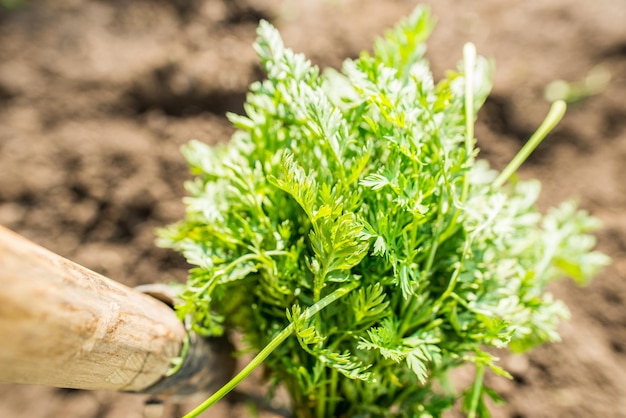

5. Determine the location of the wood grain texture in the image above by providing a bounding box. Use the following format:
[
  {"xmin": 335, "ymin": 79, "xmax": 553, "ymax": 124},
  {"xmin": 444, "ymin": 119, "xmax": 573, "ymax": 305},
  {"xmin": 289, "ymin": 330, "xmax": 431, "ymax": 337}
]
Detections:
[{"xmin": 0, "ymin": 225, "xmax": 186, "ymax": 391}]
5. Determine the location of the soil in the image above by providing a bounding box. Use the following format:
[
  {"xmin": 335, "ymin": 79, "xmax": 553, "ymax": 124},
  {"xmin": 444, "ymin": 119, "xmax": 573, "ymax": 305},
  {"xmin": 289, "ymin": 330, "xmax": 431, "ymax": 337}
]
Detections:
[{"xmin": 0, "ymin": 0, "xmax": 625, "ymax": 417}]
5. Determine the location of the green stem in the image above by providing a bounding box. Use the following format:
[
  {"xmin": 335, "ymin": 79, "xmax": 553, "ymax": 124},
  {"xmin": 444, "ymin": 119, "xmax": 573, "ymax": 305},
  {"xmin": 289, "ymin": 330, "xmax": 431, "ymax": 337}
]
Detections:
[
  {"xmin": 182, "ymin": 281, "xmax": 360, "ymax": 418},
  {"xmin": 316, "ymin": 371, "xmax": 327, "ymax": 418},
  {"xmin": 467, "ymin": 363, "xmax": 485, "ymax": 418},
  {"xmin": 438, "ymin": 42, "xmax": 476, "ymax": 245},
  {"xmin": 399, "ymin": 218, "xmax": 442, "ymax": 336},
  {"xmin": 463, "ymin": 42, "xmax": 476, "ymax": 176},
  {"xmin": 328, "ymin": 368, "xmax": 339, "ymax": 417},
  {"xmin": 431, "ymin": 238, "xmax": 471, "ymax": 315},
  {"xmin": 493, "ymin": 100, "xmax": 567, "ymax": 189}
]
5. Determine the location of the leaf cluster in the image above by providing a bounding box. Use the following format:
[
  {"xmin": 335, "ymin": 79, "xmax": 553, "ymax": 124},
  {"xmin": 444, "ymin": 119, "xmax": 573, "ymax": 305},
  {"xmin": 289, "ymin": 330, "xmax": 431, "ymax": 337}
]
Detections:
[{"xmin": 160, "ymin": 7, "xmax": 608, "ymax": 417}]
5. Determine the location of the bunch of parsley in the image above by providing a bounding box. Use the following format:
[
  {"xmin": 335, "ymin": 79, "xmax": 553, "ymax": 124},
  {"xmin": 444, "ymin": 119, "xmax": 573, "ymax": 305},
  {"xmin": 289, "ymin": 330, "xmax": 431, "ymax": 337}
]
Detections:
[{"xmin": 160, "ymin": 7, "xmax": 608, "ymax": 417}]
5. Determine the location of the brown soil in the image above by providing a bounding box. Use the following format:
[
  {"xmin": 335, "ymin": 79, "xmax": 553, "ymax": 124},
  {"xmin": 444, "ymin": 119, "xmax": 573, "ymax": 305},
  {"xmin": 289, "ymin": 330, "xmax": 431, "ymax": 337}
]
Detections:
[{"xmin": 1, "ymin": 0, "xmax": 625, "ymax": 417}]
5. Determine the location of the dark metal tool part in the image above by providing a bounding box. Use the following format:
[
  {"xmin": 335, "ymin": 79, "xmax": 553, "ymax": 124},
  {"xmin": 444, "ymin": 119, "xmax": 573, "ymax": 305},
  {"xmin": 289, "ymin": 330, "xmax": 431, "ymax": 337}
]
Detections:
[{"xmin": 134, "ymin": 284, "xmax": 236, "ymax": 399}]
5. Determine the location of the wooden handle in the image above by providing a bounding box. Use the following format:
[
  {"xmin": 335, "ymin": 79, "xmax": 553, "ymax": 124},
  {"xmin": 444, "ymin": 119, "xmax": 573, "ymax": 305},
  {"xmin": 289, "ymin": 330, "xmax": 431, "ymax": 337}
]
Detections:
[{"xmin": 0, "ymin": 225, "xmax": 187, "ymax": 392}]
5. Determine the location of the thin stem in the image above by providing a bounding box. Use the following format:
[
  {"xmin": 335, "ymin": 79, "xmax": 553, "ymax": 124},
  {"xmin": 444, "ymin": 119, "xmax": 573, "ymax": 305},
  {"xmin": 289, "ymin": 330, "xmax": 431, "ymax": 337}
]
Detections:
[
  {"xmin": 184, "ymin": 325, "xmax": 293, "ymax": 418},
  {"xmin": 461, "ymin": 42, "xmax": 476, "ymax": 206},
  {"xmin": 431, "ymin": 237, "xmax": 471, "ymax": 315},
  {"xmin": 463, "ymin": 42, "xmax": 476, "ymax": 174},
  {"xmin": 493, "ymin": 100, "xmax": 567, "ymax": 189},
  {"xmin": 328, "ymin": 368, "xmax": 339, "ymax": 417},
  {"xmin": 399, "ymin": 218, "xmax": 442, "ymax": 336},
  {"xmin": 438, "ymin": 42, "xmax": 476, "ymax": 246},
  {"xmin": 316, "ymin": 371, "xmax": 327, "ymax": 418},
  {"xmin": 467, "ymin": 363, "xmax": 485, "ymax": 418},
  {"xmin": 182, "ymin": 281, "xmax": 360, "ymax": 418}
]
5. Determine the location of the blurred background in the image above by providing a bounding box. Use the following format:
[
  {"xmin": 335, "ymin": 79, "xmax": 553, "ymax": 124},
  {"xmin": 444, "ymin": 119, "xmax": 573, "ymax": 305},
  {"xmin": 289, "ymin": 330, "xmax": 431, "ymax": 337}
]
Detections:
[{"xmin": 0, "ymin": 0, "xmax": 625, "ymax": 416}]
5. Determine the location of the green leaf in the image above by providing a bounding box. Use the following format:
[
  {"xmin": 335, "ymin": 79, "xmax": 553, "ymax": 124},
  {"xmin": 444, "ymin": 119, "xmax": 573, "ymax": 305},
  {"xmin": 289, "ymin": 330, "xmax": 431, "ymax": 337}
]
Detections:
[{"xmin": 350, "ymin": 283, "xmax": 390, "ymax": 324}]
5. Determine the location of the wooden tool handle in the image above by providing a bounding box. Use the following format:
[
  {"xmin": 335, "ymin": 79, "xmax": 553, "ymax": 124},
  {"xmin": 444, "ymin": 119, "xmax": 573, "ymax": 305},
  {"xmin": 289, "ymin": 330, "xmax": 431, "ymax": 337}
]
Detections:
[{"xmin": 0, "ymin": 225, "xmax": 187, "ymax": 392}]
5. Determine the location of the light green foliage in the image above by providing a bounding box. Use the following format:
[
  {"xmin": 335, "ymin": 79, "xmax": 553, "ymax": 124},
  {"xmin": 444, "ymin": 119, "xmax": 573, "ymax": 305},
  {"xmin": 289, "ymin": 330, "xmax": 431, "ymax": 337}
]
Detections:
[
  {"xmin": 0, "ymin": 0, "xmax": 28, "ymax": 10},
  {"xmin": 160, "ymin": 7, "xmax": 608, "ymax": 417}
]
